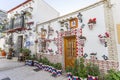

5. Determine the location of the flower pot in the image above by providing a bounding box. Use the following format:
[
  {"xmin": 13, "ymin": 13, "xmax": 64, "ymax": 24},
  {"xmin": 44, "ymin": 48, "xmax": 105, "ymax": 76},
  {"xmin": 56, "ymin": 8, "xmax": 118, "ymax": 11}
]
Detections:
[
  {"xmin": 1, "ymin": 50, "xmax": 6, "ymax": 56},
  {"xmin": 48, "ymin": 66, "xmax": 52, "ymax": 73},
  {"xmin": 34, "ymin": 61, "xmax": 39, "ymax": 66},
  {"xmin": 67, "ymin": 72, "xmax": 73, "ymax": 80},
  {"xmin": 51, "ymin": 68, "xmax": 57, "ymax": 77},
  {"xmin": 72, "ymin": 76, "xmax": 79, "ymax": 80},
  {"xmin": 67, "ymin": 72, "xmax": 72, "ymax": 78},
  {"xmin": 57, "ymin": 70, "xmax": 62, "ymax": 76},
  {"xmin": 25, "ymin": 60, "xmax": 34, "ymax": 66}
]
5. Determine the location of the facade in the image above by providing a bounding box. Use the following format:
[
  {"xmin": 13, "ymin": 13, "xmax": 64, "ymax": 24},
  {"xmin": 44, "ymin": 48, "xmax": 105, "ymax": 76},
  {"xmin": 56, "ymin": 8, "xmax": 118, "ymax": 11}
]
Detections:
[
  {"xmin": 2, "ymin": 0, "xmax": 59, "ymax": 56},
  {"xmin": 36, "ymin": 0, "xmax": 120, "ymax": 73},
  {"xmin": 1, "ymin": 0, "xmax": 120, "ymax": 73},
  {"xmin": 0, "ymin": 10, "xmax": 7, "ymax": 49}
]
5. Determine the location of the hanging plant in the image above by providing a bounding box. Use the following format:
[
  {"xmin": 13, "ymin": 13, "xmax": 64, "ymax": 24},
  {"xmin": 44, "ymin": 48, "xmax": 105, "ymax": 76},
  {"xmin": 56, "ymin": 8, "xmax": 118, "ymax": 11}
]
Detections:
[
  {"xmin": 90, "ymin": 52, "xmax": 97, "ymax": 55},
  {"xmin": 48, "ymin": 48, "xmax": 53, "ymax": 52},
  {"xmin": 35, "ymin": 39, "xmax": 38, "ymax": 43},
  {"xmin": 60, "ymin": 29, "xmax": 64, "ymax": 32},
  {"xmin": 88, "ymin": 18, "xmax": 96, "ymax": 30},
  {"xmin": 98, "ymin": 32, "xmax": 109, "ymax": 47},
  {"xmin": 105, "ymin": 32, "xmax": 110, "ymax": 38},
  {"xmin": 79, "ymin": 35, "xmax": 86, "ymax": 47},
  {"xmin": 79, "ymin": 35, "xmax": 86, "ymax": 40}
]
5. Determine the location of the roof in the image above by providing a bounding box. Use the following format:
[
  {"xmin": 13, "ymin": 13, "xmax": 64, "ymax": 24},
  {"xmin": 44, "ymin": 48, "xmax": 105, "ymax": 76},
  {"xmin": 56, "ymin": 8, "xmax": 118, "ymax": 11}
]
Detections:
[{"xmin": 7, "ymin": 0, "xmax": 32, "ymax": 13}]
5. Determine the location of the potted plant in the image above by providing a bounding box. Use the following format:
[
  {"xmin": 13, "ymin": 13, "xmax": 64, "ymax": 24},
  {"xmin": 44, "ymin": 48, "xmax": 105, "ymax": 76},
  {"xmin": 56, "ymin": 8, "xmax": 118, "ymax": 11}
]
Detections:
[
  {"xmin": 20, "ymin": 48, "xmax": 31, "ymax": 62},
  {"xmin": 104, "ymin": 69, "xmax": 120, "ymax": 80},
  {"xmin": 7, "ymin": 48, "xmax": 13, "ymax": 59},
  {"xmin": 86, "ymin": 63, "xmax": 100, "ymax": 80},
  {"xmin": 55, "ymin": 63, "xmax": 62, "ymax": 76},
  {"xmin": 78, "ymin": 57, "xmax": 87, "ymax": 80},
  {"xmin": 72, "ymin": 59, "xmax": 79, "ymax": 80},
  {"xmin": 25, "ymin": 55, "xmax": 34, "ymax": 66},
  {"xmin": 66, "ymin": 66, "xmax": 73, "ymax": 80}
]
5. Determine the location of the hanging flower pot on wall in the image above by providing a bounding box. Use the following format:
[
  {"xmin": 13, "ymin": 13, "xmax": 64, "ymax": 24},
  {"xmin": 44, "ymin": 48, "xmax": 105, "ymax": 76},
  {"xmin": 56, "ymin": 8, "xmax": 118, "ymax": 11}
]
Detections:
[
  {"xmin": 79, "ymin": 35, "xmax": 86, "ymax": 47},
  {"xmin": 98, "ymin": 32, "xmax": 109, "ymax": 47},
  {"xmin": 88, "ymin": 18, "xmax": 96, "ymax": 30},
  {"xmin": 35, "ymin": 39, "xmax": 38, "ymax": 43}
]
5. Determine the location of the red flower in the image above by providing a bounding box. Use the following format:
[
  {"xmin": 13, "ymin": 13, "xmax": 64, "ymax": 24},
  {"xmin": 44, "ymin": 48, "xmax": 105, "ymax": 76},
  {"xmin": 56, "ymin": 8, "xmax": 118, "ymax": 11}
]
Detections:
[
  {"xmin": 88, "ymin": 18, "xmax": 96, "ymax": 24},
  {"xmin": 98, "ymin": 34, "xmax": 103, "ymax": 38},
  {"xmin": 93, "ymin": 18, "xmax": 96, "ymax": 21},
  {"xmin": 105, "ymin": 32, "xmax": 109, "ymax": 38}
]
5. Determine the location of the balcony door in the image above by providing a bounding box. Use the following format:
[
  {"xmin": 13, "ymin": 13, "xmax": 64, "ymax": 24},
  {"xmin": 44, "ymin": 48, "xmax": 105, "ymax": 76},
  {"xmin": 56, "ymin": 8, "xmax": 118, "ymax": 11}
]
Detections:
[{"xmin": 64, "ymin": 36, "xmax": 77, "ymax": 68}]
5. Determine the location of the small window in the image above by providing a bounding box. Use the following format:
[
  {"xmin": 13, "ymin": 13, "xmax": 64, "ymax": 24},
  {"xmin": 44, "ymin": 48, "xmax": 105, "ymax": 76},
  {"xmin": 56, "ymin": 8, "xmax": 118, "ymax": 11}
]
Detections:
[{"xmin": 69, "ymin": 18, "xmax": 78, "ymax": 29}]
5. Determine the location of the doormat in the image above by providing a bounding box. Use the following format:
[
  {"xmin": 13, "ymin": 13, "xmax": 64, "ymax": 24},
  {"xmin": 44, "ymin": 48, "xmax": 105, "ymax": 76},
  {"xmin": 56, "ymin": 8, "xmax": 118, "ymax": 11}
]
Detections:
[{"xmin": 1, "ymin": 77, "xmax": 11, "ymax": 80}]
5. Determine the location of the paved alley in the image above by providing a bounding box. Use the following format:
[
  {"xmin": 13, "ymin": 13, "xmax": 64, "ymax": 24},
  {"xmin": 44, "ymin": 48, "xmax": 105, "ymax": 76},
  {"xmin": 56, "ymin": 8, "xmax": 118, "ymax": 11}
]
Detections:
[{"xmin": 0, "ymin": 58, "xmax": 67, "ymax": 80}]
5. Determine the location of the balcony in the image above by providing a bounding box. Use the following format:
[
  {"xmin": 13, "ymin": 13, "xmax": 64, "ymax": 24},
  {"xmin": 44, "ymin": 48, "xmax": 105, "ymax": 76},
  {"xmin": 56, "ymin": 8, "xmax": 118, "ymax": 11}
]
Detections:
[{"xmin": 3, "ymin": 10, "xmax": 33, "ymax": 33}]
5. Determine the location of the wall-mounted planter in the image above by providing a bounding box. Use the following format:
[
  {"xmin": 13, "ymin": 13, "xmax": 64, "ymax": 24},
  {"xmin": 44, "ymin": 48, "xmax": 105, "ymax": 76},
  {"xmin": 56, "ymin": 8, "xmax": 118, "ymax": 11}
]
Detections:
[
  {"xmin": 60, "ymin": 29, "xmax": 64, "ymax": 32},
  {"xmin": 88, "ymin": 18, "xmax": 96, "ymax": 30},
  {"xmin": 79, "ymin": 39, "xmax": 86, "ymax": 47},
  {"xmin": 98, "ymin": 32, "xmax": 109, "ymax": 47},
  {"xmin": 79, "ymin": 36, "xmax": 86, "ymax": 47}
]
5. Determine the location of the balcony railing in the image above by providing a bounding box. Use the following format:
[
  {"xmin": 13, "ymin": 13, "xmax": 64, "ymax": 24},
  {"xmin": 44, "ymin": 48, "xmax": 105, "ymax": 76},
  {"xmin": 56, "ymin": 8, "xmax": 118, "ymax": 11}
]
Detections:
[
  {"xmin": 14, "ymin": 15, "xmax": 25, "ymax": 29},
  {"xmin": 2, "ymin": 10, "xmax": 33, "ymax": 33}
]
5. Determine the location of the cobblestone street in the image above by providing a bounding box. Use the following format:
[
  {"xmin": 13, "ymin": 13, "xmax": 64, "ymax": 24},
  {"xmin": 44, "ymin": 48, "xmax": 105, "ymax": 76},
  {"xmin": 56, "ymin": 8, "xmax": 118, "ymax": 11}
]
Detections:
[{"xmin": 0, "ymin": 58, "xmax": 67, "ymax": 80}]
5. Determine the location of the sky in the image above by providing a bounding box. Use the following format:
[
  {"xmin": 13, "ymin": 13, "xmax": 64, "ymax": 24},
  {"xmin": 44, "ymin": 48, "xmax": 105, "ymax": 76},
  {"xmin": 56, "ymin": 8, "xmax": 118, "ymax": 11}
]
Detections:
[{"xmin": 0, "ymin": 0, "xmax": 100, "ymax": 15}]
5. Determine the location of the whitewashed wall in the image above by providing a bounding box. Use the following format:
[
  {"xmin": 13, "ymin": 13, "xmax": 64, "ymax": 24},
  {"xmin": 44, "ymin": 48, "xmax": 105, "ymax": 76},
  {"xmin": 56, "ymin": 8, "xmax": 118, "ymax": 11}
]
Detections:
[
  {"xmin": 37, "ymin": 20, "xmax": 61, "ymax": 54},
  {"xmin": 6, "ymin": 0, "xmax": 59, "ymax": 55},
  {"xmin": 37, "ymin": 4, "xmax": 108, "ymax": 60},
  {"xmin": 82, "ymin": 5, "xmax": 107, "ymax": 60},
  {"xmin": 33, "ymin": 0, "xmax": 59, "ymax": 23}
]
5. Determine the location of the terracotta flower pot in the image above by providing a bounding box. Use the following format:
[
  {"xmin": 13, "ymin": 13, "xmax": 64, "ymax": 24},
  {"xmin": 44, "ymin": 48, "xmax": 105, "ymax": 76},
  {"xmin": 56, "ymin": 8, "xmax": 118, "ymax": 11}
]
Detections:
[{"xmin": 1, "ymin": 50, "xmax": 6, "ymax": 56}]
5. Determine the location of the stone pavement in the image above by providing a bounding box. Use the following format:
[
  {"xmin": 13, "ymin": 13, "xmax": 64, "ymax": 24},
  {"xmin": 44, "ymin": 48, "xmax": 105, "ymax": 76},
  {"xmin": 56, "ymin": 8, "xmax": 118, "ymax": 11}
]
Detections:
[
  {"xmin": 0, "ymin": 57, "xmax": 24, "ymax": 71},
  {"xmin": 0, "ymin": 57, "xmax": 68, "ymax": 80}
]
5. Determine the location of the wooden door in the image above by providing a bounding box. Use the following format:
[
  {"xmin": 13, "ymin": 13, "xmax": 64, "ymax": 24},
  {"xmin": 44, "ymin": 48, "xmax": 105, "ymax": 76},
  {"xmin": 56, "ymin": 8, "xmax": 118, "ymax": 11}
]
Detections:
[
  {"xmin": 16, "ymin": 36, "xmax": 23, "ymax": 56},
  {"xmin": 17, "ymin": 36, "xmax": 23, "ymax": 49},
  {"xmin": 64, "ymin": 36, "xmax": 77, "ymax": 68}
]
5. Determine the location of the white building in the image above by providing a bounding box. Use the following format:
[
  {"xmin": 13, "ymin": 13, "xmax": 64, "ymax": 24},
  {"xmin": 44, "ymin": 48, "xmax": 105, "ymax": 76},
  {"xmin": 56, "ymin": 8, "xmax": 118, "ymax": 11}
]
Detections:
[
  {"xmin": 0, "ymin": 10, "xmax": 7, "ymax": 49},
  {"xmin": 2, "ymin": 0, "xmax": 120, "ymax": 72},
  {"xmin": 3, "ymin": 0, "xmax": 59, "ymax": 56},
  {"xmin": 36, "ymin": 0, "xmax": 120, "ymax": 72}
]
